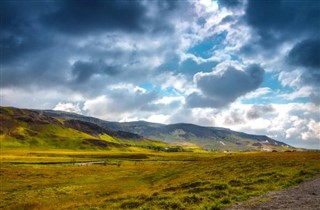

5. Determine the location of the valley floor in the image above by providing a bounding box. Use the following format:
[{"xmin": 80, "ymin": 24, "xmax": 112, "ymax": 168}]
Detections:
[{"xmin": 0, "ymin": 150, "xmax": 319, "ymax": 209}]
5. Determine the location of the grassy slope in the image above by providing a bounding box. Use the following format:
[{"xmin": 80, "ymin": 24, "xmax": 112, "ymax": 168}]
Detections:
[
  {"xmin": 0, "ymin": 107, "xmax": 169, "ymax": 151},
  {"xmin": 0, "ymin": 150, "xmax": 319, "ymax": 209},
  {"xmin": 4, "ymin": 106, "xmax": 287, "ymax": 152}
]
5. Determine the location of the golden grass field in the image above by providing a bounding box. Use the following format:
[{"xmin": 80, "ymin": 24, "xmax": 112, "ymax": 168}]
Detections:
[{"xmin": 1, "ymin": 149, "xmax": 319, "ymax": 210}]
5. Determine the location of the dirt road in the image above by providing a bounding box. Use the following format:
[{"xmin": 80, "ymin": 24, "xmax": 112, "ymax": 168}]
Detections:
[{"xmin": 226, "ymin": 177, "xmax": 320, "ymax": 210}]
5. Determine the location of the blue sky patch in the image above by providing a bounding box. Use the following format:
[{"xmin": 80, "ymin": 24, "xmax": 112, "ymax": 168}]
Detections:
[{"xmin": 187, "ymin": 32, "xmax": 227, "ymax": 59}]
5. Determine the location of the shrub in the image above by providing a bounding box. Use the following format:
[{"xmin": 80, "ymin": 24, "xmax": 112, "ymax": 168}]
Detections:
[
  {"xmin": 120, "ymin": 201, "xmax": 142, "ymax": 208},
  {"xmin": 182, "ymin": 194, "xmax": 202, "ymax": 204},
  {"xmin": 228, "ymin": 179, "xmax": 242, "ymax": 187}
]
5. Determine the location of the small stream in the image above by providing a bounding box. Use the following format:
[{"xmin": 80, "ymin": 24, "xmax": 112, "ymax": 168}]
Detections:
[{"xmin": 5, "ymin": 160, "xmax": 108, "ymax": 166}]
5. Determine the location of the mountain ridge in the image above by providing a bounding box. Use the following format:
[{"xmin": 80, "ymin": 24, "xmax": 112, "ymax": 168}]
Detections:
[{"xmin": 36, "ymin": 108, "xmax": 293, "ymax": 151}]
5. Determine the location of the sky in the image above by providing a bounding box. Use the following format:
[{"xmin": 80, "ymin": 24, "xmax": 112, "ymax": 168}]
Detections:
[{"xmin": 1, "ymin": 0, "xmax": 319, "ymax": 149}]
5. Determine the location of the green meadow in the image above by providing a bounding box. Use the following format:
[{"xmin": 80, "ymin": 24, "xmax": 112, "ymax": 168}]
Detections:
[{"xmin": 1, "ymin": 150, "xmax": 319, "ymax": 210}]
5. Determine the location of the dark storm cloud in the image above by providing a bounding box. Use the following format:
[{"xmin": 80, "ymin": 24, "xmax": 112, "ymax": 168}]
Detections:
[
  {"xmin": 0, "ymin": 1, "xmax": 50, "ymax": 31},
  {"xmin": 246, "ymin": 105, "xmax": 275, "ymax": 120},
  {"xmin": 41, "ymin": 0, "xmax": 185, "ymax": 35},
  {"xmin": 244, "ymin": 0, "xmax": 320, "ymax": 46},
  {"xmin": 288, "ymin": 39, "xmax": 320, "ymax": 69},
  {"xmin": 240, "ymin": 0, "xmax": 320, "ymax": 56},
  {"xmin": 0, "ymin": 1, "xmax": 54, "ymax": 64},
  {"xmin": 187, "ymin": 64, "xmax": 265, "ymax": 108},
  {"xmin": 186, "ymin": 92, "xmax": 224, "ymax": 108},
  {"xmin": 1, "ymin": 35, "xmax": 49, "ymax": 64},
  {"xmin": 72, "ymin": 60, "xmax": 120, "ymax": 82},
  {"xmin": 287, "ymin": 39, "xmax": 320, "ymax": 85},
  {"xmin": 1, "ymin": 45, "xmax": 70, "ymax": 89},
  {"xmin": 42, "ymin": 0, "xmax": 146, "ymax": 34},
  {"xmin": 198, "ymin": 64, "xmax": 264, "ymax": 98},
  {"xmin": 1, "ymin": 1, "xmax": 65, "ymax": 91},
  {"xmin": 0, "ymin": 0, "xmax": 182, "ymax": 65}
]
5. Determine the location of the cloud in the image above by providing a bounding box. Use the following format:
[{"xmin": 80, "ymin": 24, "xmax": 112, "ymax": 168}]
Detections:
[
  {"xmin": 278, "ymin": 86, "xmax": 313, "ymax": 101},
  {"xmin": 310, "ymin": 92, "xmax": 320, "ymax": 105},
  {"xmin": 165, "ymin": 107, "xmax": 215, "ymax": 126},
  {"xmin": 238, "ymin": 0, "xmax": 320, "ymax": 80},
  {"xmin": 187, "ymin": 63, "xmax": 264, "ymax": 108},
  {"xmin": 302, "ymin": 120, "xmax": 320, "ymax": 141},
  {"xmin": 218, "ymin": 0, "xmax": 242, "ymax": 8},
  {"xmin": 246, "ymin": 105, "xmax": 275, "ymax": 119},
  {"xmin": 1, "ymin": 0, "xmax": 200, "ymax": 128},
  {"xmin": 288, "ymin": 39, "xmax": 320, "ymax": 69},
  {"xmin": 233, "ymin": 0, "xmax": 320, "ymax": 104},
  {"xmin": 42, "ymin": 0, "xmax": 146, "ymax": 34},
  {"xmin": 83, "ymin": 85, "xmax": 158, "ymax": 121},
  {"xmin": 0, "ymin": 87, "xmax": 84, "ymax": 110},
  {"xmin": 143, "ymin": 114, "xmax": 170, "ymax": 124},
  {"xmin": 54, "ymin": 102, "xmax": 82, "ymax": 114},
  {"xmin": 0, "ymin": 1, "xmax": 55, "ymax": 64},
  {"xmin": 278, "ymin": 70, "xmax": 302, "ymax": 88},
  {"xmin": 41, "ymin": 0, "xmax": 189, "ymax": 35},
  {"xmin": 71, "ymin": 60, "xmax": 119, "ymax": 82},
  {"xmin": 200, "ymin": 102, "xmax": 320, "ymax": 149},
  {"xmin": 244, "ymin": 0, "xmax": 319, "ymax": 48},
  {"xmin": 0, "ymin": 0, "xmax": 196, "ymax": 100},
  {"xmin": 283, "ymin": 116, "xmax": 320, "ymax": 148},
  {"xmin": 242, "ymin": 87, "xmax": 272, "ymax": 100},
  {"xmin": 1, "ymin": 32, "xmax": 50, "ymax": 65},
  {"xmin": 223, "ymin": 110, "xmax": 245, "ymax": 125},
  {"xmin": 287, "ymin": 39, "xmax": 320, "ymax": 86}
]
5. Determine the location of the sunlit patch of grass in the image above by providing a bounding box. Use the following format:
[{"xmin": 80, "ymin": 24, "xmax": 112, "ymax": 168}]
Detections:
[{"xmin": 99, "ymin": 133, "xmax": 117, "ymax": 142}]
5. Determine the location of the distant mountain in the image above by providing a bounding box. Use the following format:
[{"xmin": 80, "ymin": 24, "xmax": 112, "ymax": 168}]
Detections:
[
  {"xmin": 0, "ymin": 107, "xmax": 169, "ymax": 150},
  {"xmin": 39, "ymin": 109, "xmax": 293, "ymax": 151}
]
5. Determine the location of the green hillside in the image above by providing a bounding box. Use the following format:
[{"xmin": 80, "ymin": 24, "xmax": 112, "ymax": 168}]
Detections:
[
  {"xmin": 0, "ymin": 107, "xmax": 170, "ymax": 151},
  {"xmin": 40, "ymin": 110, "xmax": 294, "ymax": 151},
  {"xmin": 116, "ymin": 122, "xmax": 292, "ymax": 151}
]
